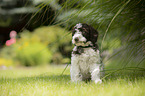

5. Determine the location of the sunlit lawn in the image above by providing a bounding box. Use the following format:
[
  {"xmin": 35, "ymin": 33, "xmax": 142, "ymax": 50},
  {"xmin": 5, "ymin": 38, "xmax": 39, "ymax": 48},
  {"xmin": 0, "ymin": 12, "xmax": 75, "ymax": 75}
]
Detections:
[{"xmin": 0, "ymin": 65, "xmax": 145, "ymax": 96}]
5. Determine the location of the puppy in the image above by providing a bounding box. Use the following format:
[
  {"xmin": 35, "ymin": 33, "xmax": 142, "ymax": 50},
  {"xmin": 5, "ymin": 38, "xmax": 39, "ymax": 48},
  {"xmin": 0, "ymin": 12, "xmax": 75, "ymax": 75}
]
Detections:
[{"xmin": 70, "ymin": 23, "xmax": 104, "ymax": 84}]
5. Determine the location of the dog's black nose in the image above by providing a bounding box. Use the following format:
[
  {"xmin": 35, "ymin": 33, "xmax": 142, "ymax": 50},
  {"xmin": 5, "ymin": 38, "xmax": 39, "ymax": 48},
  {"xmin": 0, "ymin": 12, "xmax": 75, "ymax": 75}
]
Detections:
[{"xmin": 74, "ymin": 37, "xmax": 79, "ymax": 42}]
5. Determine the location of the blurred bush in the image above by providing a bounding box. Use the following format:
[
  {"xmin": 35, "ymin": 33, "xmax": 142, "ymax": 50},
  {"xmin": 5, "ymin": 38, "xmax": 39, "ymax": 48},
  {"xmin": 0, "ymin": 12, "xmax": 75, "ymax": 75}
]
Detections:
[
  {"xmin": 0, "ymin": 26, "xmax": 72, "ymax": 66},
  {"xmin": 0, "ymin": 58, "xmax": 13, "ymax": 67},
  {"xmin": 32, "ymin": 26, "xmax": 72, "ymax": 64},
  {"xmin": 15, "ymin": 42, "xmax": 52, "ymax": 66}
]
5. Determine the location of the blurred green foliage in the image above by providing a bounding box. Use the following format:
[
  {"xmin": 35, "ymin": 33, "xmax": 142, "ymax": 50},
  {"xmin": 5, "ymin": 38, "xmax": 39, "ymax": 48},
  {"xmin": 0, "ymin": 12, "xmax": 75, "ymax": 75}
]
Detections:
[
  {"xmin": 0, "ymin": 26, "xmax": 72, "ymax": 66},
  {"xmin": 0, "ymin": 0, "xmax": 144, "ymax": 67},
  {"xmin": 15, "ymin": 42, "xmax": 52, "ymax": 66},
  {"xmin": 54, "ymin": 0, "xmax": 145, "ymax": 67},
  {"xmin": 32, "ymin": 26, "xmax": 72, "ymax": 64},
  {"xmin": 0, "ymin": 58, "xmax": 13, "ymax": 67}
]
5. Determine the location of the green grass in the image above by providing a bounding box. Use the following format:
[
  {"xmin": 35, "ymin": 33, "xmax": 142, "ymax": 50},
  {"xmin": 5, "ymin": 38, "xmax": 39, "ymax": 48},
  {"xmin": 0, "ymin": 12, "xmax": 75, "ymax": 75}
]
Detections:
[{"xmin": 0, "ymin": 65, "xmax": 145, "ymax": 96}]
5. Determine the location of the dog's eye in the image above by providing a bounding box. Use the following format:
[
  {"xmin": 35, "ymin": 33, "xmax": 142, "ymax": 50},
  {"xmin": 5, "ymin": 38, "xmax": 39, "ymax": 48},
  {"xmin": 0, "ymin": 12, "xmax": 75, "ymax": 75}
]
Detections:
[
  {"xmin": 78, "ymin": 28, "xmax": 88, "ymax": 33},
  {"xmin": 83, "ymin": 28, "xmax": 88, "ymax": 32}
]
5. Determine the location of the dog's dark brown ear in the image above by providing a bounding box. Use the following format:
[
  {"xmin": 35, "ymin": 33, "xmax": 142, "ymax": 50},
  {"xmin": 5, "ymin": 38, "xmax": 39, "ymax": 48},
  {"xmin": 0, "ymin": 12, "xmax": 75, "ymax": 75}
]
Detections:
[
  {"xmin": 89, "ymin": 26, "xmax": 98, "ymax": 45},
  {"xmin": 81, "ymin": 23, "xmax": 98, "ymax": 45}
]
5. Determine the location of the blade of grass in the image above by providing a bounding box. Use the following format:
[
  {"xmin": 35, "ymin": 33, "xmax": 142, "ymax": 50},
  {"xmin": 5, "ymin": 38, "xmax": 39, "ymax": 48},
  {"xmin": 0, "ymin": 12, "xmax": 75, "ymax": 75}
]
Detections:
[
  {"xmin": 61, "ymin": 64, "xmax": 70, "ymax": 75},
  {"xmin": 101, "ymin": 0, "xmax": 131, "ymax": 51},
  {"xmin": 54, "ymin": 0, "xmax": 91, "ymax": 26},
  {"xmin": 21, "ymin": 1, "xmax": 53, "ymax": 31},
  {"xmin": 102, "ymin": 67, "xmax": 145, "ymax": 80}
]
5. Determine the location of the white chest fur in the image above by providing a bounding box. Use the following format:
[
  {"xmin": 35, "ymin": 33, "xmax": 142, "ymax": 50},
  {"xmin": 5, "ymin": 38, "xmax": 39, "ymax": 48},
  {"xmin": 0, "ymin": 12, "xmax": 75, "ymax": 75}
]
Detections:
[{"xmin": 71, "ymin": 47, "xmax": 101, "ymax": 75}]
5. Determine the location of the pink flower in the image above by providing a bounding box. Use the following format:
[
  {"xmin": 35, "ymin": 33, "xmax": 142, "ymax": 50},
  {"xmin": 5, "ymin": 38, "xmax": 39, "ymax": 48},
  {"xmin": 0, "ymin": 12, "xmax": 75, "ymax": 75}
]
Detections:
[
  {"xmin": 5, "ymin": 30, "xmax": 17, "ymax": 46},
  {"xmin": 10, "ymin": 30, "xmax": 17, "ymax": 39},
  {"xmin": 5, "ymin": 38, "xmax": 16, "ymax": 46},
  {"xmin": 6, "ymin": 40, "xmax": 11, "ymax": 46}
]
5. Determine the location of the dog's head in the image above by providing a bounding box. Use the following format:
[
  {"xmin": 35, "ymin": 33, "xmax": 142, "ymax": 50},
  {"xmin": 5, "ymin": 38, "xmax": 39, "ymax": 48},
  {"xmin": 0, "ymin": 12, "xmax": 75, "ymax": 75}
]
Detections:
[{"xmin": 72, "ymin": 23, "xmax": 98, "ymax": 47}]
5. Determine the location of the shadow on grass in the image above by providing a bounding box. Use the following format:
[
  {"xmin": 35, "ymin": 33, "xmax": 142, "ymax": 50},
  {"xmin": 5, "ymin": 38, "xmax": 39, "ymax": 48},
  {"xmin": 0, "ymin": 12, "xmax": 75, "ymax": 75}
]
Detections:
[{"xmin": 0, "ymin": 73, "xmax": 70, "ymax": 84}]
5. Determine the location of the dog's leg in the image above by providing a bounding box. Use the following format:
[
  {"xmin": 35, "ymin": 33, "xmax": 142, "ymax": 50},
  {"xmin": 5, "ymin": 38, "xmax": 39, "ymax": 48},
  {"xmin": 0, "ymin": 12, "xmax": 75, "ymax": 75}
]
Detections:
[
  {"xmin": 70, "ymin": 64, "xmax": 82, "ymax": 82},
  {"xmin": 90, "ymin": 64, "xmax": 102, "ymax": 84}
]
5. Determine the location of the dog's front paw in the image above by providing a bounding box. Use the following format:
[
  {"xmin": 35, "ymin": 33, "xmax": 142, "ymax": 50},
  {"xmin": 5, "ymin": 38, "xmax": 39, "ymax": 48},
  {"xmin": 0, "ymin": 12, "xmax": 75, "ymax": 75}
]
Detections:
[{"xmin": 95, "ymin": 79, "xmax": 102, "ymax": 84}]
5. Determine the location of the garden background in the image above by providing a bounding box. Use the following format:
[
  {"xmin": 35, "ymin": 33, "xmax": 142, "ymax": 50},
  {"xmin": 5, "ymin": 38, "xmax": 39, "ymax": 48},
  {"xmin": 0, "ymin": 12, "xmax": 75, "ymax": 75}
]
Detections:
[{"xmin": 0, "ymin": 0, "xmax": 145, "ymax": 96}]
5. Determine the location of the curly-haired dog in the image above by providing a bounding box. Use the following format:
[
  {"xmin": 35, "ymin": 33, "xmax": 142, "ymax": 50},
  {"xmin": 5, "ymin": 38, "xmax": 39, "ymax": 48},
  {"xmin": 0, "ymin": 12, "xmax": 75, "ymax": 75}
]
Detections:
[{"xmin": 70, "ymin": 23, "xmax": 104, "ymax": 84}]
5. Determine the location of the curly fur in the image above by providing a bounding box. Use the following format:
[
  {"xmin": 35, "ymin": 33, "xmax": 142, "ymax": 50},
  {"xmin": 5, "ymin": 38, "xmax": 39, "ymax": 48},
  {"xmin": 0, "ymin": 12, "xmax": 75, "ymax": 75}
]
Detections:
[{"xmin": 70, "ymin": 23, "xmax": 104, "ymax": 84}]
